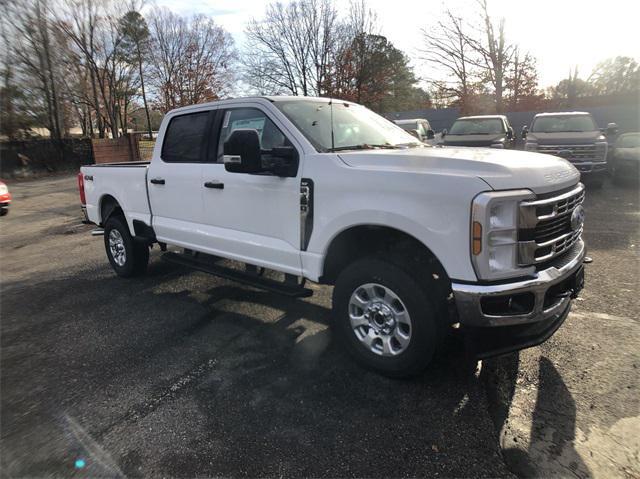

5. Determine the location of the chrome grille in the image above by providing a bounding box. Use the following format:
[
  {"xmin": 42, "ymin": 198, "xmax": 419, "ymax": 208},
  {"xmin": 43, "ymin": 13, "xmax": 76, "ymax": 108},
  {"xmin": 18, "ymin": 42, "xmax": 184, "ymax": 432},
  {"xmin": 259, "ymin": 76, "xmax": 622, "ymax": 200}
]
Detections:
[
  {"xmin": 518, "ymin": 183, "xmax": 585, "ymax": 265},
  {"xmin": 537, "ymin": 144, "xmax": 605, "ymax": 162}
]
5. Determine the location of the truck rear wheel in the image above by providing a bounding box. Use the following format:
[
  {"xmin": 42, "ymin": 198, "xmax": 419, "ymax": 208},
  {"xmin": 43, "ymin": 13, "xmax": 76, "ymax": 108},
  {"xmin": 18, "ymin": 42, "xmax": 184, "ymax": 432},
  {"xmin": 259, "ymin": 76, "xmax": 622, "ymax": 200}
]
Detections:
[
  {"xmin": 104, "ymin": 215, "xmax": 149, "ymax": 277},
  {"xmin": 332, "ymin": 257, "xmax": 443, "ymax": 377}
]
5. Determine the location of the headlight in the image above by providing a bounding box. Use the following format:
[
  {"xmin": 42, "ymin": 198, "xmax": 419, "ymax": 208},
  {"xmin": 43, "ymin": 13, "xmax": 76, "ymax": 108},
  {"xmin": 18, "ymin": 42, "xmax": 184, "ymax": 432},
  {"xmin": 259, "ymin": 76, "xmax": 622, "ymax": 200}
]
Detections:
[
  {"xmin": 595, "ymin": 141, "xmax": 608, "ymax": 161},
  {"xmin": 524, "ymin": 142, "xmax": 538, "ymax": 151},
  {"xmin": 490, "ymin": 143, "xmax": 504, "ymax": 149},
  {"xmin": 0, "ymin": 184, "xmax": 7, "ymax": 195},
  {"xmin": 471, "ymin": 190, "xmax": 536, "ymax": 280}
]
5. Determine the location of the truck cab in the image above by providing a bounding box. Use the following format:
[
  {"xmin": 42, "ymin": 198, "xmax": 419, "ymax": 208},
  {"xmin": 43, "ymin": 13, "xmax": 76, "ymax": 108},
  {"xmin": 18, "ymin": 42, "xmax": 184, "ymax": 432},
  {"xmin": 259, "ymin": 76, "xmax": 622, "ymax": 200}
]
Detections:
[
  {"xmin": 80, "ymin": 96, "xmax": 587, "ymax": 377},
  {"xmin": 393, "ymin": 118, "xmax": 435, "ymax": 144},
  {"xmin": 440, "ymin": 115, "xmax": 516, "ymax": 149}
]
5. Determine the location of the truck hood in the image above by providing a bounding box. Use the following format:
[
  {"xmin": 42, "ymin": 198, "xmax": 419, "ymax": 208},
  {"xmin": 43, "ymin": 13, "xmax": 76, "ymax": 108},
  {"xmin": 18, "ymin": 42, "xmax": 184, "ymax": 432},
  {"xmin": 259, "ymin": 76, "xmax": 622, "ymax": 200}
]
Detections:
[
  {"xmin": 526, "ymin": 131, "xmax": 605, "ymax": 145},
  {"xmin": 338, "ymin": 146, "xmax": 580, "ymax": 195},
  {"xmin": 442, "ymin": 133, "xmax": 505, "ymax": 147}
]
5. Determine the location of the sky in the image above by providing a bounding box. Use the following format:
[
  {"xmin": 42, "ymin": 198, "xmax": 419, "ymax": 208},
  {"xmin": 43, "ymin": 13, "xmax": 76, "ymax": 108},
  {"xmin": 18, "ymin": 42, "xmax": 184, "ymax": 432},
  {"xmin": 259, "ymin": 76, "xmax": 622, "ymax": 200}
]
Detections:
[{"xmin": 154, "ymin": 0, "xmax": 640, "ymax": 89}]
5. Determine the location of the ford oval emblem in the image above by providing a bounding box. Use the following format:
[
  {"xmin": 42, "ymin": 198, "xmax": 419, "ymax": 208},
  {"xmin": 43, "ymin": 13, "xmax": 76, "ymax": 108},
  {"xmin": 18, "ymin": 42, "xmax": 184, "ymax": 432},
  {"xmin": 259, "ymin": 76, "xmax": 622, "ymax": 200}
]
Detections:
[
  {"xmin": 571, "ymin": 205, "xmax": 585, "ymax": 231},
  {"xmin": 558, "ymin": 150, "xmax": 573, "ymax": 159}
]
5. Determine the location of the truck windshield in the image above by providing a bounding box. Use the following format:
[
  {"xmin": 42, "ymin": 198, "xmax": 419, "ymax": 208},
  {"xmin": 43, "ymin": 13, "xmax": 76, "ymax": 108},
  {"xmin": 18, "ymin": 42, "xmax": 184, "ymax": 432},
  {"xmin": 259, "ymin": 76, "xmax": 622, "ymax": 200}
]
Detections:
[
  {"xmin": 448, "ymin": 118, "xmax": 504, "ymax": 135},
  {"xmin": 274, "ymin": 100, "xmax": 421, "ymax": 152},
  {"xmin": 397, "ymin": 123, "xmax": 418, "ymax": 132},
  {"xmin": 531, "ymin": 115, "xmax": 597, "ymax": 133}
]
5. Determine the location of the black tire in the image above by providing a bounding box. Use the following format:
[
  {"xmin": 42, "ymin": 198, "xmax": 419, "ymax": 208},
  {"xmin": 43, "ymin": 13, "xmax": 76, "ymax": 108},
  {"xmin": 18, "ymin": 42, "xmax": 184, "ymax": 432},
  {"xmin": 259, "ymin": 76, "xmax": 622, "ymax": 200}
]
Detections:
[
  {"xmin": 103, "ymin": 215, "xmax": 149, "ymax": 277},
  {"xmin": 332, "ymin": 257, "xmax": 445, "ymax": 377}
]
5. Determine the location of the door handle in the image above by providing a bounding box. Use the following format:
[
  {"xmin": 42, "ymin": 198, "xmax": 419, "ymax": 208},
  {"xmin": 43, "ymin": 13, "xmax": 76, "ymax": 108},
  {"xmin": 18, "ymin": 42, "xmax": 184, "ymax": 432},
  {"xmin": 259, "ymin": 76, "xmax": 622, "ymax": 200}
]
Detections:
[
  {"xmin": 204, "ymin": 181, "xmax": 224, "ymax": 190},
  {"xmin": 150, "ymin": 178, "xmax": 165, "ymax": 185}
]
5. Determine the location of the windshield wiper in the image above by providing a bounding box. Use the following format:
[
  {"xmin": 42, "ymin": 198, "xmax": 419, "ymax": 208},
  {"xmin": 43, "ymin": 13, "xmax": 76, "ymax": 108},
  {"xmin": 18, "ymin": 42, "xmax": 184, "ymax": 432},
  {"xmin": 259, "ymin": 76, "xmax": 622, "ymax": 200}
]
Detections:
[
  {"xmin": 538, "ymin": 130, "xmax": 586, "ymax": 133},
  {"xmin": 330, "ymin": 144, "xmax": 398, "ymax": 152},
  {"xmin": 395, "ymin": 142, "xmax": 423, "ymax": 148}
]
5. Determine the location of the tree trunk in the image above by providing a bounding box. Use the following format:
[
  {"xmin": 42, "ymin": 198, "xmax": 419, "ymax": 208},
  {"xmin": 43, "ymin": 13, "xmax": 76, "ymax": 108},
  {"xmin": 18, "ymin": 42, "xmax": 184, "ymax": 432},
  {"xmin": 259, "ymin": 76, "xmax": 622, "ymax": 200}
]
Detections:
[{"xmin": 137, "ymin": 44, "xmax": 153, "ymax": 139}]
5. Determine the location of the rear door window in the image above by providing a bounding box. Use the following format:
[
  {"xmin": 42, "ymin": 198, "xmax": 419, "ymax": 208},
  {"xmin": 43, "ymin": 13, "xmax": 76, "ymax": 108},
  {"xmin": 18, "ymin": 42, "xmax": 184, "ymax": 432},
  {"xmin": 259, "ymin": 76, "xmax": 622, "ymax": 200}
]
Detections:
[{"xmin": 161, "ymin": 112, "xmax": 210, "ymax": 162}]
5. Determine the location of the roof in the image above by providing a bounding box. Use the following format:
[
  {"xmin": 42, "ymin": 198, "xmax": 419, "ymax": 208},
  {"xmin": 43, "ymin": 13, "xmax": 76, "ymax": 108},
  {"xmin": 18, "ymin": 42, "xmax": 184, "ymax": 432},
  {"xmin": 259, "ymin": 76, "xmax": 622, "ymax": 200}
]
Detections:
[
  {"xmin": 166, "ymin": 95, "xmax": 356, "ymax": 115},
  {"xmin": 456, "ymin": 115, "xmax": 507, "ymax": 120},
  {"xmin": 264, "ymin": 95, "xmax": 357, "ymax": 105},
  {"xmin": 394, "ymin": 118, "xmax": 428, "ymax": 124},
  {"xmin": 534, "ymin": 111, "xmax": 591, "ymax": 117}
]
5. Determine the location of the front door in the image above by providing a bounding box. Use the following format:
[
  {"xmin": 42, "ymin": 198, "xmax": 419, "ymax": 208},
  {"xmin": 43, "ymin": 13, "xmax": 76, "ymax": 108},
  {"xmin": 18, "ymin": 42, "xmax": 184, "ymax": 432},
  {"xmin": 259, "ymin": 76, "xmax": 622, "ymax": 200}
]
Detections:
[{"xmin": 199, "ymin": 106, "xmax": 302, "ymax": 275}]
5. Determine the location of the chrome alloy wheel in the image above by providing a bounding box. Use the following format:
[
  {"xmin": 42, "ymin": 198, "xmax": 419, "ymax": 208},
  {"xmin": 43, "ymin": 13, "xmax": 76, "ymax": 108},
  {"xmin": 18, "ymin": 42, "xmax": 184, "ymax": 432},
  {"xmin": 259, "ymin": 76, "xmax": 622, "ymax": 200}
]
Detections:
[
  {"xmin": 348, "ymin": 283, "xmax": 412, "ymax": 356},
  {"xmin": 108, "ymin": 229, "xmax": 127, "ymax": 267}
]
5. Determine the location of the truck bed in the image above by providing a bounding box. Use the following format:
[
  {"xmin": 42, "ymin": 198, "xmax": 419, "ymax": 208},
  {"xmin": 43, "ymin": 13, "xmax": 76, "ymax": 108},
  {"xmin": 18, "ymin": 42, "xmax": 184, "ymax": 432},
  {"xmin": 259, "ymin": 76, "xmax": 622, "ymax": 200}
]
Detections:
[
  {"xmin": 85, "ymin": 161, "xmax": 150, "ymax": 168},
  {"xmin": 81, "ymin": 162, "xmax": 151, "ymax": 232}
]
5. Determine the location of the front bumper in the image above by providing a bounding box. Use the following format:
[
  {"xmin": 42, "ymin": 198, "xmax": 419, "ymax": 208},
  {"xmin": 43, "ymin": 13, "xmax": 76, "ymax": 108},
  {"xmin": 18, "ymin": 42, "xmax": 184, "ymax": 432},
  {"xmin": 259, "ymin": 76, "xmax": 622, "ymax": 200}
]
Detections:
[
  {"xmin": 452, "ymin": 239, "xmax": 586, "ymax": 328},
  {"xmin": 571, "ymin": 161, "xmax": 607, "ymax": 175}
]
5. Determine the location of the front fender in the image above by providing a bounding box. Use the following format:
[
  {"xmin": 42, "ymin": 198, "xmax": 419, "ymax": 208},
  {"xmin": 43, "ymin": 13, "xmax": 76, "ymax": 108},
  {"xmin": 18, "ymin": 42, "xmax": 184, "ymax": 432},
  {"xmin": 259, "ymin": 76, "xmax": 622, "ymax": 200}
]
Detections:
[{"xmin": 307, "ymin": 209, "xmax": 476, "ymax": 282}]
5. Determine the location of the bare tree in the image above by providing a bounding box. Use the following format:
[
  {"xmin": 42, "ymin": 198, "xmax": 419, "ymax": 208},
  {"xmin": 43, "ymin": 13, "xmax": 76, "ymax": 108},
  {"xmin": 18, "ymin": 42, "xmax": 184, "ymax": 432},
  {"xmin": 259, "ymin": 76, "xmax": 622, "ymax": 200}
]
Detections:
[
  {"xmin": 244, "ymin": 0, "xmax": 338, "ymax": 96},
  {"xmin": 420, "ymin": 11, "xmax": 477, "ymax": 112},
  {"xmin": 147, "ymin": 8, "xmax": 235, "ymax": 112},
  {"xmin": 9, "ymin": 0, "xmax": 67, "ymax": 140},
  {"xmin": 505, "ymin": 47, "xmax": 541, "ymax": 110},
  {"xmin": 469, "ymin": 0, "xmax": 514, "ymax": 112},
  {"xmin": 119, "ymin": 9, "xmax": 153, "ymax": 138}
]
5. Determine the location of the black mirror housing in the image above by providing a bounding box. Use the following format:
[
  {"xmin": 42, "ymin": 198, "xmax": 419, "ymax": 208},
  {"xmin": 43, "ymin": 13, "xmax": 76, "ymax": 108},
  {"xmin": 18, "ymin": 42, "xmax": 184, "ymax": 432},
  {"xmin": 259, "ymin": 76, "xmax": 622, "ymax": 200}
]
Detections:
[
  {"xmin": 263, "ymin": 146, "xmax": 298, "ymax": 176},
  {"xmin": 506, "ymin": 127, "xmax": 514, "ymax": 140},
  {"xmin": 441, "ymin": 129, "xmax": 447, "ymax": 138},
  {"xmin": 223, "ymin": 129, "xmax": 262, "ymax": 173},
  {"xmin": 426, "ymin": 129, "xmax": 435, "ymax": 140},
  {"xmin": 521, "ymin": 125, "xmax": 529, "ymax": 140}
]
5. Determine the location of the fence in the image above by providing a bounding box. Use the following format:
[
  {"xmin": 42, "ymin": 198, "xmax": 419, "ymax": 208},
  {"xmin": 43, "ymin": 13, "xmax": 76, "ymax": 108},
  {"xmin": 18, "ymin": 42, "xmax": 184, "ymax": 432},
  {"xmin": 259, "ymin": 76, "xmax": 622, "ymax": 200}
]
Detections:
[
  {"xmin": 0, "ymin": 138, "xmax": 94, "ymax": 179},
  {"xmin": 386, "ymin": 102, "xmax": 640, "ymax": 142}
]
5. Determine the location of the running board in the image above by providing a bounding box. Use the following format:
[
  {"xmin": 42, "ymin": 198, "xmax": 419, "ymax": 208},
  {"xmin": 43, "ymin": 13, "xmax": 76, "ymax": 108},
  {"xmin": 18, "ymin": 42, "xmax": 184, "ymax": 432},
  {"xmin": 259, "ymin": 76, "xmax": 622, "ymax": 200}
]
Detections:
[{"xmin": 162, "ymin": 252, "xmax": 313, "ymax": 298}]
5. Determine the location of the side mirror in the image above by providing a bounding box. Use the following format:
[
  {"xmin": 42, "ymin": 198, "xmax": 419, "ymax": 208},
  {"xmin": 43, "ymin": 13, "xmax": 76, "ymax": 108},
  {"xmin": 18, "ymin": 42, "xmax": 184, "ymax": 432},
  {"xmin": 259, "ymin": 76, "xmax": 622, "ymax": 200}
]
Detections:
[
  {"xmin": 506, "ymin": 127, "xmax": 514, "ymax": 140},
  {"xmin": 441, "ymin": 129, "xmax": 447, "ymax": 138},
  {"xmin": 223, "ymin": 129, "xmax": 262, "ymax": 174},
  {"xmin": 426, "ymin": 129, "xmax": 435, "ymax": 140},
  {"xmin": 606, "ymin": 122, "xmax": 618, "ymax": 137},
  {"xmin": 263, "ymin": 146, "xmax": 298, "ymax": 176},
  {"xmin": 521, "ymin": 125, "xmax": 529, "ymax": 140}
]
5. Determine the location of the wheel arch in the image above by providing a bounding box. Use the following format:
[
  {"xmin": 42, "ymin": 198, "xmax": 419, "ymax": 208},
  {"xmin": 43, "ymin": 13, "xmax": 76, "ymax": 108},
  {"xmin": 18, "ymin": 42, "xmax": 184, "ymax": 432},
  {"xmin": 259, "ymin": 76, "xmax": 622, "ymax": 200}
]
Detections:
[
  {"xmin": 319, "ymin": 224, "xmax": 451, "ymax": 287},
  {"xmin": 99, "ymin": 194, "xmax": 124, "ymax": 225}
]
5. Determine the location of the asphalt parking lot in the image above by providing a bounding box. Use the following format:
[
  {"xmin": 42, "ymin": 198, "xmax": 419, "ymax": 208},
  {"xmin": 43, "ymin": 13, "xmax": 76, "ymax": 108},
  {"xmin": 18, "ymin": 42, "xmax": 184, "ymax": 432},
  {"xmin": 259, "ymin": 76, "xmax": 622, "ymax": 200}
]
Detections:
[{"xmin": 1, "ymin": 174, "xmax": 638, "ymax": 478}]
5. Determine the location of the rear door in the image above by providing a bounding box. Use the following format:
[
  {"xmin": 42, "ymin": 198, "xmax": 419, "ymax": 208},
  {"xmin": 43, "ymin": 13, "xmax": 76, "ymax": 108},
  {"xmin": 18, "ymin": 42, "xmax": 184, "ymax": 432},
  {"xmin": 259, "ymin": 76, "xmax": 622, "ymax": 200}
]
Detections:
[
  {"xmin": 199, "ymin": 106, "xmax": 303, "ymax": 275},
  {"xmin": 148, "ymin": 110, "xmax": 212, "ymax": 247}
]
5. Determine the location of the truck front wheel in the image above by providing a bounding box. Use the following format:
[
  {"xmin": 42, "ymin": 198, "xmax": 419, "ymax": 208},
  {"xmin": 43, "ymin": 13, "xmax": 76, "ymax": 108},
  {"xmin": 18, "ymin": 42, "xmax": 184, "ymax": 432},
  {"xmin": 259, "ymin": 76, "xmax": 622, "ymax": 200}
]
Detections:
[
  {"xmin": 104, "ymin": 215, "xmax": 149, "ymax": 277},
  {"xmin": 332, "ymin": 257, "xmax": 442, "ymax": 377}
]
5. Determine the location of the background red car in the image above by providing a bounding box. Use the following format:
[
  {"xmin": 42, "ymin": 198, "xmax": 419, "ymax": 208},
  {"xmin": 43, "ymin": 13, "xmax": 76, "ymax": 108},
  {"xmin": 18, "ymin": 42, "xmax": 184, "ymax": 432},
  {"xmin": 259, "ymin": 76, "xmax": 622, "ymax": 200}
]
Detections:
[{"xmin": 0, "ymin": 180, "xmax": 12, "ymax": 216}]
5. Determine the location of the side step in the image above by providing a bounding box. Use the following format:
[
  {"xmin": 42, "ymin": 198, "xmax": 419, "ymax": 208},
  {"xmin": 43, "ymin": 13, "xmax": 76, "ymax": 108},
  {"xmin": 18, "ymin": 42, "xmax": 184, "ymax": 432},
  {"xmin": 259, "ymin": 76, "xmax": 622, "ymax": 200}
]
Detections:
[{"xmin": 162, "ymin": 252, "xmax": 313, "ymax": 298}]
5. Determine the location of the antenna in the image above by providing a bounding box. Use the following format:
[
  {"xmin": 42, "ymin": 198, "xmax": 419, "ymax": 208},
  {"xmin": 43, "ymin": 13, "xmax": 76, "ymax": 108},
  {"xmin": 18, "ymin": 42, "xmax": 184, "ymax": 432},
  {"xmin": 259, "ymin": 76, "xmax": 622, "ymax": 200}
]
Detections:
[{"xmin": 329, "ymin": 98, "xmax": 335, "ymax": 151}]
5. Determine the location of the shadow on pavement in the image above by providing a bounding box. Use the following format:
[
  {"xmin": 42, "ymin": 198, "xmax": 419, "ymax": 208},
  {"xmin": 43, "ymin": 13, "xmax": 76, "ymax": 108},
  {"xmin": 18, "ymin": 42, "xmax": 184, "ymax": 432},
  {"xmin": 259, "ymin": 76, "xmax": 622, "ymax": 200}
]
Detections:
[
  {"xmin": 484, "ymin": 354, "xmax": 590, "ymax": 478},
  {"xmin": 1, "ymin": 259, "xmax": 512, "ymax": 477}
]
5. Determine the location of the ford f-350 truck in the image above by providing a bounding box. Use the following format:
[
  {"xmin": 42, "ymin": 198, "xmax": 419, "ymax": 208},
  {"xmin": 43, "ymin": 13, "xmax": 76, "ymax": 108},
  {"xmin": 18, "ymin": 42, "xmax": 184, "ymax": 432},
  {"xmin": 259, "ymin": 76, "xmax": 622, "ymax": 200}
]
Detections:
[
  {"xmin": 522, "ymin": 111, "xmax": 614, "ymax": 187},
  {"xmin": 79, "ymin": 96, "xmax": 587, "ymax": 376}
]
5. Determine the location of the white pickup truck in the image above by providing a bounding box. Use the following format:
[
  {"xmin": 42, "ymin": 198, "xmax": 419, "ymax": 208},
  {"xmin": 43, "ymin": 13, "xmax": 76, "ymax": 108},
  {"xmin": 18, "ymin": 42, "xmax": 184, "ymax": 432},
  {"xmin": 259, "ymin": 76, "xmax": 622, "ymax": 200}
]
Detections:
[{"xmin": 79, "ymin": 96, "xmax": 587, "ymax": 376}]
